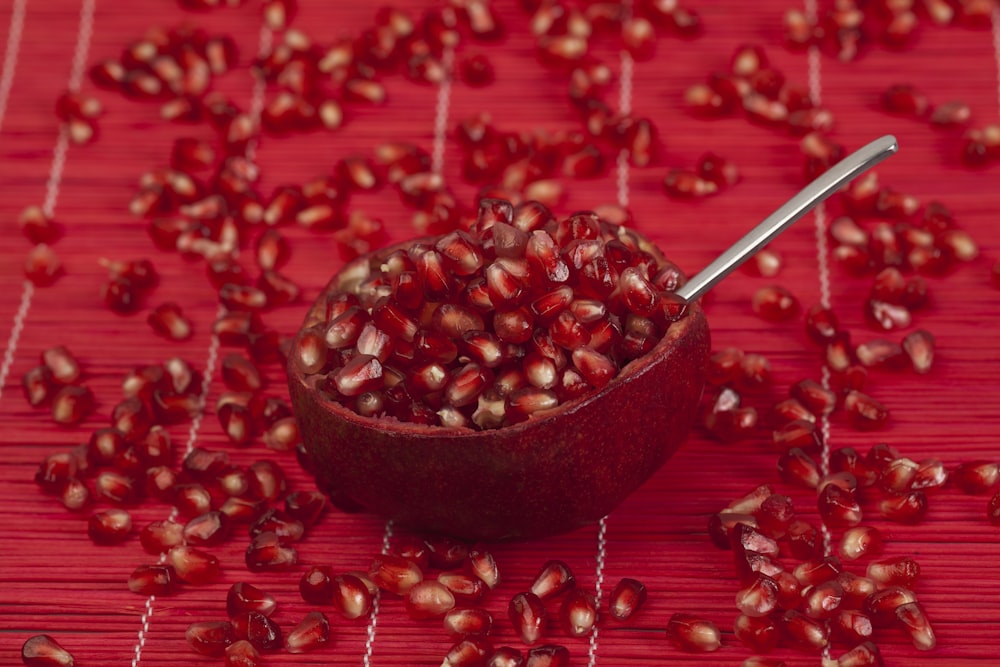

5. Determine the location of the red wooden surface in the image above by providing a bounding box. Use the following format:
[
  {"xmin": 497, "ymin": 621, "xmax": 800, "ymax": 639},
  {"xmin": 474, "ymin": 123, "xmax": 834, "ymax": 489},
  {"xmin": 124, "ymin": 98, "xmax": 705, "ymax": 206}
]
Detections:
[{"xmin": 2, "ymin": 1, "xmax": 1000, "ymax": 665}]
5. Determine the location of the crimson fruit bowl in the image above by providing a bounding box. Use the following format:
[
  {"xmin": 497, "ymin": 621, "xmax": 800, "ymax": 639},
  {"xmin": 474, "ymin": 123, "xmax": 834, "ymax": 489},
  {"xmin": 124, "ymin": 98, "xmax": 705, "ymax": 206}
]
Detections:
[{"xmin": 288, "ymin": 221, "xmax": 710, "ymax": 541}]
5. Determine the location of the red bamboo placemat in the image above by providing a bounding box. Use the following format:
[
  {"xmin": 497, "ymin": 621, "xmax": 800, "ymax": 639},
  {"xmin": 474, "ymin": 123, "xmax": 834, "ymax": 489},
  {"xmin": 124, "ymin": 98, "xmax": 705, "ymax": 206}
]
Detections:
[{"xmin": 2, "ymin": 0, "xmax": 1000, "ymax": 665}]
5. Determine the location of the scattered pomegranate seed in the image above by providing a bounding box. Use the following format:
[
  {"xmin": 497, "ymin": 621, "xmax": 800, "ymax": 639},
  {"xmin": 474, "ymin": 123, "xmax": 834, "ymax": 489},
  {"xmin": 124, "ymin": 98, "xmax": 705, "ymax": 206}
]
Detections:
[
  {"xmin": 665, "ymin": 613, "xmax": 721, "ymax": 652},
  {"xmin": 509, "ymin": 592, "xmax": 547, "ymax": 645},
  {"xmin": 530, "ymin": 560, "xmax": 576, "ymax": 599},
  {"xmin": 21, "ymin": 635, "xmax": 75, "ymax": 667},
  {"xmin": 186, "ymin": 620, "xmax": 235, "ymax": 657}
]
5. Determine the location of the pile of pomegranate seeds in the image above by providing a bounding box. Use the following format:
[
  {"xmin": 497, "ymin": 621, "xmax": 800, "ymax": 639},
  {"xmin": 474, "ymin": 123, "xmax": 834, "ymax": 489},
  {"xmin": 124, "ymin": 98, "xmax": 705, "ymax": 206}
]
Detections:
[{"xmin": 293, "ymin": 197, "xmax": 690, "ymax": 429}]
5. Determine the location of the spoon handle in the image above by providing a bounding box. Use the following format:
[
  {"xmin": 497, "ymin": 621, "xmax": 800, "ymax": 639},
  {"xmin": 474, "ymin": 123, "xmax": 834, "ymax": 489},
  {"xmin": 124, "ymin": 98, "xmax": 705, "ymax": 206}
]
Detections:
[{"xmin": 674, "ymin": 134, "xmax": 899, "ymax": 304}]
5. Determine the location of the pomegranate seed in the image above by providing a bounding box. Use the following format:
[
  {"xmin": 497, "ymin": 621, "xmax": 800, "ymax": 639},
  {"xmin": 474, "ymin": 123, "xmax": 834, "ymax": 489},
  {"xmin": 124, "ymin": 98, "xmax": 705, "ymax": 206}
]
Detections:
[
  {"xmin": 443, "ymin": 607, "xmax": 493, "ymax": 639},
  {"xmin": 735, "ymin": 573, "xmax": 779, "ymax": 617},
  {"xmin": 608, "ymin": 578, "xmax": 646, "ymax": 621},
  {"xmin": 838, "ymin": 526, "xmax": 884, "ymax": 561},
  {"xmin": 467, "ymin": 546, "xmax": 500, "ymax": 590},
  {"xmin": 279, "ymin": 611, "xmax": 328, "ymax": 654},
  {"xmin": 51, "ymin": 385, "xmax": 94, "ymax": 425},
  {"xmin": 21, "ymin": 635, "xmax": 76, "ymax": 666},
  {"xmin": 952, "ymin": 460, "xmax": 1000, "ymax": 494},
  {"xmin": 663, "ymin": 168, "xmax": 717, "ymax": 198},
  {"xmin": 881, "ymin": 84, "xmax": 928, "ymax": 117},
  {"xmin": 530, "ymin": 560, "xmax": 575, "ymax": 599},
  {"xmin": 524, "ymin": 644, "xmax": 570, "ymax": 667},
  {"xmin": 245, "ymin": 531, "xmax": 298, "ymax": 571},
  {"xmin": 227, "ymin": 582, "xmax": 277, "ymax": 619},
  {"xmin": 184, "ymin": 511, "xmax": 231, "ymax": 547},
  {"xmin": 406, "ymin": 580, "xmax": 457, "ymax": 619},
  {"xmin": 781, "ymin": 609, "xmax": 829, "ymax": 652},
  {"xmin": 232, "ymin": 611, "xmax": 282, "ymax": 652},
  {"xmin": 789, "ymin": 379, "xmax": 836, "ymax": 417},
  {"xmin": 168, "ymin": 545, "xmax": 220, "ymax": 585},
  {"xmin": 443, "ymin": 636, "xmax": 494, "ymax": 667},
  {"xmin": 224, "ymin": 639, "xmax": 260, "ymax": 667},
  {"xmin": 558, "ymin": 588, "xmax": 597, "ymax": 637},
  {"xmin": 87, "ymin": 508, "xmax": 133, "ymax": 545},
  {"xmin": 752, "ymin": 285, "xmax": 799, "ymax": 321},
  {"xmin": 843, "ymin": 390, "xmax": 889, "ymax": 430},
  {"xmin": 896, "ymin": 601, "xmax": 936, "ymax": 650},
  {"xmin": 777, "ymin": 447, "xmax": 821, "ymax": 488},
  {"xmin": 333, "ymin": 573, "xmax": 374, "ymax": 619},
  {"xmin": 128, "ymin": 564, "xmax": 176, "ymax": 596},
  {"xmin": 880, "ymin": 491, "xmax": 928, "ymax": 523},
  {"xmin": 186, "ymin": 620, "xmax": 235, "ymax": 657},
  {"xmin": 733, "ymin": 614, "xmax": 780, "ymax": 653},
  {"xmin": 817, "ymin": 484, "xmax": 863, "ymax": 527},
  {"xmin": 369, "ymin": 554, "xmax": 423, "ymax": 595},
  {"xmin": 665, "ymin": 613, "xmax": 721, "ymax": 652},
  {"xmin": 866, "ymin": 555, "xmax": 920, "ymax": 589},
  {"xmin": 509, "ymin": 592, "xmax": 546, "ymax": 645}
]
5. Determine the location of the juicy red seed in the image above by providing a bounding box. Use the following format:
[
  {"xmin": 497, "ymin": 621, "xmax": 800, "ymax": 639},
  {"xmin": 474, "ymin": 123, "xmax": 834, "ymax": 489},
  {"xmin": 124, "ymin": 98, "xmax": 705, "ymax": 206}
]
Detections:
[
  {"xmin": 183, "ymin": 511, "xmax": 231, "ymax": 546},
  {"xmin": 284, "ymin": 490, "xmax": 326, "ymax": 526},
  {"xmin": 246, "ymin": 460, "xmax": 286, "ymax": 501},
  {"xmin": 525, "ymin": 644, "xmax": 570, "ymax": 667},
  {"xmin": 443, "ymin": 607, "xmax": 494, "ymax": 639},
  {"xmin": 406, "ymin": 580, "xmax": 457, "ymax": 619},
  {"xmin": 51, "ymin": 385, "xmax": 95, "ymax": 425},
  {"xmin": 186, "ymin": 621, "xmax": 235, "ymax": 657},
  {"xmin": 844, "ymin": 390, "xmax": 889, "ymax": 430},
  {"xmin": 21, "ymin": 634, "xmax": 76, "ymax": 666},
  {"xmin": 232, "ymin": 611, "xmax": 283, "ymax": 652},
  {"xmin": 735, "ymin": 573, "xmax": 780, "ymax": 617},
  {"xmin": 333, "ymin": 573, "xmax": 374, "ymax": 619},
  {"xmin": 782, "ymin": 609, "xmax": 829, "ymax": 651},
  {"xmin": 88, "ymin": 508, "xmax": 133, "ymax": 544},
  {"xmin": 787, "ymin": 520, "xmax": 822, "ymax": 559},
  {"xmin": 530, "ymin": 560, "xmax": 576, "ymax": 599},
  {"xmin": 879, "ymin": 491, "xmax": 928, "ymax": 524},
  {"xmin": 608, "ymin": 577, "xmax": 647, "ymax": 621},
  {"xmin": 299, "ymin": 565, "xmax": 334, "ymax": 604},
  {"xmin": 752, "ymin": 285, "xmax": 799, "ymax": 321},
  {"xmin": 789, "ymin": 379, "xmax": 836, "ymax": 416},
  {"xmin": 285, "ymin": 611, "xmax": 331, "ymax": 654},
  {"xmin": 777, "ymin": 447, "xmax": 821, "ymax": 489},
  {"xmin": 896, "ymin": 601, "xmax": 936, "ymax": 650},
  {"xmin": 867, "ymin": 556, "xmax": 921, "ymax": 589},
  {"xmin": 509, "ymin": 592, "xmax": 547, "ymax": 645},
  {"xmin": 369, "ymin": 554, "xmax": 423, "ymax": 595},
  {"xmin": 559, "ymin": 588, "xmax": 597, "ymax": 637},
  {"xmin": 817, "ymin": 484, "xmax": 863, "ymax": 527},
  {"xmin": 227, "ymin": 582, "xmax": 277, "ymax": 618},
  {"xmin": 733, "ymin": 614, "xmax": 780, "ymax": 653},
  {"xmin": 128, "ymin": 564, "xmax": 176, "ymax": 596},
  {"xmin": 246, "ymin": 531, "xmax": 298, "ymax": 571},
  {"xmin": 951, "ymin": 460, "xmax": 1000, "ymax": 494},
  {"xmin": 468, "ymin": 546, "xmax": 500, "ymax": 590},
  {"xmin": 224, "ymin": 640, "xmax": 260, "ymax": 666},
  {"xmin": 22, "ymin": 365, "xmax": 57, "ymax": 407},
  {"xmin": 25, "ymin": 243, "xmax": 63, "ymax": 286},
  {"xmin": 442, "ymin": 635, "xmax": 495, "ymax": 667},
  {"xmin": 838, "ymin": 526, "xmax": 884, "ymax": 561},
  {"xmin": 168, "ymin": 545, "xmax": 221, "ymax": 585},
  {"xmin": 665, "ymin": 613, "xmax": 721, "ymax": 652}
]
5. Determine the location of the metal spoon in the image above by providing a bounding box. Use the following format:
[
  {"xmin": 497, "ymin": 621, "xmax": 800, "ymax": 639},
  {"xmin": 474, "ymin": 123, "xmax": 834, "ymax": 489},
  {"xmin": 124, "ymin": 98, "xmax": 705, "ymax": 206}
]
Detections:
[{"xmin": 675, "ymin": 134, "xmax": 899, "ymax": 304}]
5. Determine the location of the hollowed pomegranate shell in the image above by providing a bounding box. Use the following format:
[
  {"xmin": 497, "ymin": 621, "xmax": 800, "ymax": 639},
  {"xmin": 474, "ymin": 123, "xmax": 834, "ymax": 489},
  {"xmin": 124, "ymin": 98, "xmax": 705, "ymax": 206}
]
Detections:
[{"xmin": 288, "ymin": 237, "xmax": 709, "ymax": 541}]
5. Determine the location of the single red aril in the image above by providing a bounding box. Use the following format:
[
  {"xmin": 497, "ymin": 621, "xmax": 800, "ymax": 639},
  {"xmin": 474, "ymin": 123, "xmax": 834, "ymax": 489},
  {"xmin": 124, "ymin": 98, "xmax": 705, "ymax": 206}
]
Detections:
[
  {"xmin": 952, "ymin": 460, "xmax": 1000, "ymax": 494},
  {"xmin": 468, "ymin": 546, "xmax": 500, "ymax": 589},
  {"xmin": 369, "ymin": 554, "xmax": 423, "ymax": 595},
  {"xmin": 51, "ymin": 385, "xmax": 94, "ymax": 426},
  {"xmin": 509, "ymin": 592, "xmax": 547, "ymax": 645},
  {"xmin": 438, "ymin": 569, "xmax": 488, "ymax": 603},
  {"xmin": 530, "ymin": 560, "xmax": 576, "ymax": 599},
  {"xmin": 187, "ymin": 621, "xmax": 235, "ymax": 657},
  {"xmin": 777, "ymin": 447, "xmax": 821, "ymax": 489},
  {"xmin": 406, "ymin": 580, "xmax": 457, "ymax": 619},
  {"xmin": 880, "ymin": 491, "xmax": 928, "ymax": 524},
  {"xmin": 752, "ymin": 285, "xmax": 799, "ymax": 321},
  {"xmin": 735, "ymin": 573, "xmax": 779, "ymax": 617},
  {"xmin": 609, "ymin": 577, "xmax": 647, "ymax": 621},
  {"xmin": 224, "ymin": 639, "xmax": 260, "ymax": 667},
  {"xmin": 285, "ymin": 611, "xmax": 330, "ymax": 654},
  {"xmin": 299, "ymin": 565, "xmax": 334, "ymax": 604},
  {"xmin": 733, "ymin": 613, "xmax": 779, "ymax": 653},
  {"xmin": 183, "ymin": 511, "xmax": 231, "ymax": 547},
  {"xmin": 843, "ymin": 390, "xmax": 889, "ymax": 430},
  {"xmin": 896, "ymin": 601, "xmax": 936, "ymax": 650},
  {"xmin": 245, "ymin": 531, "xmax": 298, "ymax": 571},
  {"xmin": 128, "ymin": 564, "xmax": 176, "ymax": 596},
  {"xmin": 487, "ymin": 646, "xmax": 525, "ymax": 667},
  {"xmin": 525, "ymin": 644, "xmax": 570, "ymax": 667},
  {"xmin": 443, "ymin": 607, "xmax": 493, "ymax": 639},
  {"xmin": 25, "ymin": 243, "xmax": 63, "ymax": 286},
  {"xmin": 232, "ymin": 611, "xmax": 282, "ymax": 652},
  {"xmin": 781, "ymin": 609, "xmax": 829, "ymax": 651},
  {"xmin": 168, "ymin": 545, "xmax": 221, "ymax": 585},
  {"xmin": 227, "ymin": 582, "xmax": 277, "ymax": 619},
  {"xmin": 838, "ymin": 526, "xmax": 883, "ymax": 561},
  {"xmin": 88, "ymin": 508, "xmax": 132, "ymax": 544},
  {"xmin": 665, "ymin": 613, "xmax": 721, "ymax": 652},
  {"xmin": 333, "ymin": 573, "xmax": 373, "ymax": 619},
  {"xmin": 787, "ymin": 519, "xmax": 822, "ymax": 559},
  {"xmin": 559, "ymin": 588, "xmax": 597, "ymax": 636},
  {"xmin": 835, "ymin": 641, "xmax": 884, "ymax": 667},
  {"xmin": 443, "ymin": 636, "xmax": 494, "ymax": 667},
  {"xmin": 21, "ymin": 635, "xmax": 75, "ymax": 666}
]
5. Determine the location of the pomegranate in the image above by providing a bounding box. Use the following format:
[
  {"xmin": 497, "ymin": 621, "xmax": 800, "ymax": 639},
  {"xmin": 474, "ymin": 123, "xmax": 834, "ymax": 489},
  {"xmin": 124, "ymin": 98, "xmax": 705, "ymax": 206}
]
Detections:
[{"xmin": 288, "ymin": 200, "xmax": 709, "ymax": 540}]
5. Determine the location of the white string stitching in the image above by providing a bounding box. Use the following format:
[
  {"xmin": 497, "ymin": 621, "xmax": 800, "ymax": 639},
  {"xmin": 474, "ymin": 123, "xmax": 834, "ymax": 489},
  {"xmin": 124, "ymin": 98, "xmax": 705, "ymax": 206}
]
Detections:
[
  {"xmin": 0, "ymin": 282, "xmax": 33, "ymax": 403},
  {"xmin": 130, "ymin": 21, "xmax": 272, "ymax": 667},
  {"xmin": 363, "ymin": 520, "xmax": 395, "ymax": 667},
  {"xmin": 0, "ymin": 0, "xmax": 27, "ymax": 134},
  {"xmin": 805, "ymin": 1, "xmax": 834, "ymax": 664},
  {"xmin": 586, "ymin": 516, "xmax": 608, "ymax": 667},
  {"xmin": 431, "ymin": 46, "xmax": 454, "ymax": 177}
]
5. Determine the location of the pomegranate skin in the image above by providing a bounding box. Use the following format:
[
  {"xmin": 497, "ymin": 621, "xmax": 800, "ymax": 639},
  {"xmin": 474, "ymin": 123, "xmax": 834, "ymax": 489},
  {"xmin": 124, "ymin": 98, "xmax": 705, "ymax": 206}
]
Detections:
[{"xmin": 288, "ymin": 242, "xmax": 710, "ymax": 541}]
